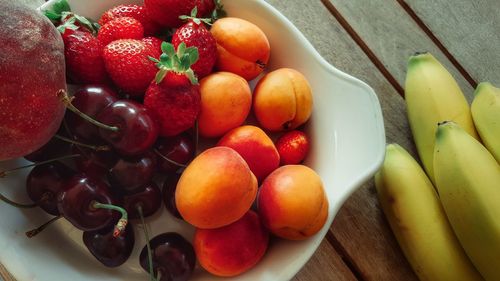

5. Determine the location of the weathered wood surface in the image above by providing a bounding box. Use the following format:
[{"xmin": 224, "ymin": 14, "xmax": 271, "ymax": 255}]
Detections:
[
  {"xmin": 405, "ymin": 0, "xmax": 500, "ymax": 86},
  {"xmin": 2, "ymin": 0, "xmax": 500, "ymax": 280}
]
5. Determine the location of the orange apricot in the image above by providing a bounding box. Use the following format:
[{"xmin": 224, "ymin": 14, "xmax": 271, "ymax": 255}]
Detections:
[
  {"xmin": 211, "ymin": 17, "xmax": 270, "ymax": 81},
  {"xmin": 175, "ymin": 146, "xmax": 257, "ymax": 229},
  {"xmin": 198, "ymin": 72, "xmax": 252, "ymax": 138},
  {"xmin": 253, "ymin": 68, "xmax": 313, "ymax": 131},
  {"xmin": 217, "ymin": 125, "xmax": 280, "ymax": 182},
  {"xmin": 257, "ymin": 165, "xmax": 329, "ymax": 240},
  {"xmin": 194, "ymin": 211, "xmax": 269, "ymax": 277}
]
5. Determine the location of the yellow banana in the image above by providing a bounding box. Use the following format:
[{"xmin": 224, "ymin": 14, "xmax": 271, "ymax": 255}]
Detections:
[
  {"xmin": 404, "ymin": 52, "xmax": 479, "ymax": 184},
  {"xmin": 471, "ymin": 82, "xmax": 500, "ymax": 163},
  {"xmin": 434, "ymin": 121, "xmax": 500, "ymax": 281},
  {"xmin": 375, "ymin": 144, "xmax": 483, "ymax": 281}
]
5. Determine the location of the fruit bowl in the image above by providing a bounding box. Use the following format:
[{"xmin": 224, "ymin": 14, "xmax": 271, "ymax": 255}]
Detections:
[{"xmin": 0, "ymin": 0, "xmax": 385, "ymax": 280}]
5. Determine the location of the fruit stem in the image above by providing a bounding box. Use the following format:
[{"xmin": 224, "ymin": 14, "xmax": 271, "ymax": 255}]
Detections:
[
  {"xmin": 54, "ymin": 134, "xmax": 110, "ymax": 152},
  {"xmin": 138, "ymin": 205, "xmax": 157, "ymax": 281},
  {"xmin": 0, "ymin": 193, "xmax": 37, "ymax": 209},
  {"xmin": 57, "ymin": 89, "xmax": 119, "ymax": 133},
  {"xmin": 0, "ymin": 154, "xmax": 81, "ymax": 177},
  {"xmin": 92, "ymin": 201, "xmax": 128, "ymax": 237},
  {"xmin": 153, "ymin": 149, "xmax": 187, "ymax": 168},
  {"xmin": 25, "ymin": 216, "xmax": 62, "ymax": 238}
]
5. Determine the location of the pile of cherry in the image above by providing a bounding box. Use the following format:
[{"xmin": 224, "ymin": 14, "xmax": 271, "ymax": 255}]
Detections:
[{"xmin": 1, "ymin": 0, "xmax": 228, "ymax": 280}]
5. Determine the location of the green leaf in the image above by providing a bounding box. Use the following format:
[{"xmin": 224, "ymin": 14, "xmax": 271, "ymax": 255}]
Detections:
[
  {"xmin": 180, "ymin": 54, "xmax": 191, "ymax": 70},
  {"xmin": 73, "ymin": 14, "xmax": 97, "ymax": 34},
  {"xmin": 161, "ymin": 42, "xmax": 175, "ymax": 57},
  {"xmin": 186, "ymin": 69, "xmax": 199, "ymax": 85},
  {"xmin": 191, "ymin": 6, "xmax": 198, "ymax": 18},
  {"xmin": 193, "ymin": 18, "xmax": 201, "ymax": 25},
  {"xmin": 172, "ymin": 55, "xmax": 182, "ymax": 68},
  {"xmin": 52, "ymin": 0, "xmax": 71, "ymax": 14},
  {"xmin": 155, "ymin": 68, "xmax": 168, "ymax": 84},
  {"xmin": 43, "ymin": 10, "xmax": 61, "ymax": 21},
  {"xmin": 148, "ymin": 56, "xmax": 161, "ymax": 63},
  {"xmin": 186, "ymin": 47, "xmax": 199, "ymax": 65},
  {"xmin": 177, "ymin": 42, "xmax": 186, "ymax": 58},
  {"xmin": 160, "ymin": 53, "xmax": 170, "ymax": 63}
]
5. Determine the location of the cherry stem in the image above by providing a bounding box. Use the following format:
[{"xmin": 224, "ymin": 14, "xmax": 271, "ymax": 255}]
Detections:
[
  {"xmin": 92, "ymin": 201, "xmax": 128, "ymax": 237},
  {"xmin": 26, "ymin": 216, "xmax": 62, "ymax": 238},
  {"xmin": 0, "ymin": 193, "xmax": 36, "ymax": 209},
  {"xmin": 54, "ymin": 134, "xmax": 110, "ymax": 152},
  {"xmin": 153, "ymin": 149, "xmax": 187, "ymax": 168},
  {"xmin": 0, "ymin": 154, "xmax": 81, "ymax": 177},
  {"xmin": 138, "ymin": 205, "xmax": 157, "ymax": 281},
  {"xmin": 57, "ymin": 89, "xmax": 119, "ymax": 133}
]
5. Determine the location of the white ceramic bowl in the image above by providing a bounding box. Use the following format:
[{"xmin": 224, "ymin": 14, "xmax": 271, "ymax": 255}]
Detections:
[{"xmin": 0, "ymin": 0, "xmax": 385, "ymax": 280}]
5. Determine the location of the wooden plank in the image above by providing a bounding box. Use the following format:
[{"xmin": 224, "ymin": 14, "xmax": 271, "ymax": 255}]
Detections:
[
  {"xmin": 325, "ymin": 0, "xmax": 476, "ymax": 101},
  {"xmin": 265, "ymin": 0, "xmax": 418, "ymax": 280},
  {"xmin": 403, "ymin": 0, "xmax": 500, "ymax": 86},
  {"xmin": 293, "ymin": 240, "xmax": 357, "ymax": 281}
]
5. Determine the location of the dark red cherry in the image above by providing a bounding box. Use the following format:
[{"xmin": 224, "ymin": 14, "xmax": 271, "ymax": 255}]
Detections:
[
  {"xmin": 73, "ymin": 145, "xmax": 118, "ymax": 180},
  {"xmin": 57, "ymin": 174, "xmax": 118, "ymax": 231},
  {"xmin": 162, "ymin": 174, "xmax": 182, "ymax": 220},
  {"xmin": 83, "ymin": 221, "xmax": 135, "ymax": 267},
  {"xmin": 123, "ymin": 182, "xmax": 162, "ymax": 219},
  {"xmin": 108, "ymin": 152, "xmax": 157, "ymax": 194},
  {"xmin": 97, "ymin": 100, "xmax": 159, "ymax": 156},
  {"xmin": 155, "ymin": 134, "xmax": 194, "ymax": 173},
  {"xmin": 26, "ymin": 162, "xmax": 74, "ymax": 215},
  {"xmin": 66, "ymin": 85, "xmax": 119, "ymax": 141},
  {"xmin": 139, "ymin": 233, "xmax": 195, "ymax": 281}
]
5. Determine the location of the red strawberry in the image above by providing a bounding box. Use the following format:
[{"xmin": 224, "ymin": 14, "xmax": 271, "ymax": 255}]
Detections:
[
  {"xmin": 172, "ymin": 18, "xmax": 217, "ymax": 78},
  {"xmin": 97, "ymin": 17, "xmax": 144, "ymax": 49},
  {"xmin": 141, "ymin": 36, "xmax": 163, "ymax": 53},
  {"xmin": 195, "ymin": 0, "xmax": 215, "ymax": 17},
  {"xmin": 102, "ymin": 39, "xmax": 162, "ymax": 96},
  {"xmin": 143, "ymin": 0, "xmax": 197, "ymax": 28},
  {"xmin": 275, "ymin": 130, "xmax": 310, "ymax": 165},
  {"xmin": 98, "ymin": 4, "xmax": 162, "ymax": 36},
  {"xmin": 144, "ymin": 42, "xmax": 201, "ymax": 136},
  {"xmin": 61, "ymin": 28, "xmax": 108, "ymax": 84}
]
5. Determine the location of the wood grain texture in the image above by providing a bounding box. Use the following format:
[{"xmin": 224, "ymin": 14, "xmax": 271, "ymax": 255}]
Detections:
[
  {"xmin": 326, "ymin": 0, "xmax": 476, "ymax": 102},
  {"xmin": 265, "ymin": 0, "xmax": 418, "ymax": 280},
  {"xmin": 293, "ymin": 240, "xmax": 357, "ymax": 281},
  {"xmin": 404, "ymin": 0, "xmax": 500, "ymax": 86}
]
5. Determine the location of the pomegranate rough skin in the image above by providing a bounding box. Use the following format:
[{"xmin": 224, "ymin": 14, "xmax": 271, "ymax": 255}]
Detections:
[{"xmin": 0, "ymin": 1, "xmax": 66, "ymax": 161}]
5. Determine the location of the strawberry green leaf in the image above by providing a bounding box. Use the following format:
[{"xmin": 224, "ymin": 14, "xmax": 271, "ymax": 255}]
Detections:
[
  {"xmin": 155, "ymin": 68, "xmax": 168, "ymax": 84},
  {"xmin": 42, "ymin": 0, "xmax": 71, "ymax": 23},
  {"xmin": 148, "ymin": 56, "xmax": 161, "ymax": 64},
  {"xmin": 177, "ymin": 42, "xmax": 186, "ymax": 58},
  {"xmin": 191, "ymin": 7, "xmax": 198, "ymax": 18},
  {"xmin": 185, "ymin": 47, "xmax": 199, "ymax": 65},
  {"xmin": 186, "ymin": 69, "xmax": 198, "ymax": 85},
  {"xmin": 161, "ymin": 42, "xmax": 175, "ymax": 57}
]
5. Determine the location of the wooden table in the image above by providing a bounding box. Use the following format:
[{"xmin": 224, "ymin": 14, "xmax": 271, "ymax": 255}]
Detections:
[{"xmin": 2, "ymin": 0, "xmax": 499, "ymax": 280}]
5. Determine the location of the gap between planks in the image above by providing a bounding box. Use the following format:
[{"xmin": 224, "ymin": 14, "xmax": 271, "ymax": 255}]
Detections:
[{"xmin": 319, "ymin": 0, "xmax": 478, "ymax": 97}]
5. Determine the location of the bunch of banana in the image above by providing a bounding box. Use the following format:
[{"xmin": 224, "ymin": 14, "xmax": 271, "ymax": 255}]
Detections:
[
  {"xmin": 471, "ymin": 82, "xmax": 500, "ymax": 163},
  {"xmin": 375, "ymin": 144, "xmax": 483, "ymax": 281},
  {"xmin": 404, "ymin": 52, "xmax": 479, "ymax": 184},
  {"xmin": 433, "ymin": 121, "xmax": 500, "ymax": 280}
]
